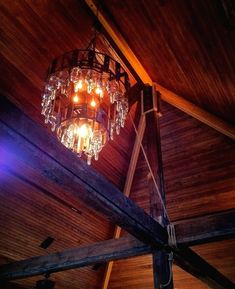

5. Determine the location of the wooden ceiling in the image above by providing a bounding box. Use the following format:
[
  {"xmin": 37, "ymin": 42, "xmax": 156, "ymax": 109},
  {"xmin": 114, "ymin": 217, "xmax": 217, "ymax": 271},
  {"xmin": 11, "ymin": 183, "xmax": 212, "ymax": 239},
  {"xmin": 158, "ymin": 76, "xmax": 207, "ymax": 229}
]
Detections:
[
  {"xmin": 102, "ymin": 0, "xmax": 235, "ymax": 124},
  {"xmin": 0, "ymin": 1, "xmax": 234, "ymax": 289}
]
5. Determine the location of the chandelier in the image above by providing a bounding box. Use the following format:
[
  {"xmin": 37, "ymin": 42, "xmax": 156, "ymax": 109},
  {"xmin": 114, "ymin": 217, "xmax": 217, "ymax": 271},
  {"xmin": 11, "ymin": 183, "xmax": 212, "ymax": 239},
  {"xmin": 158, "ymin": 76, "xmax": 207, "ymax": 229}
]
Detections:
[{"xmin": 41, "ymin": 31, "xmax": 130, "ymax": 165}]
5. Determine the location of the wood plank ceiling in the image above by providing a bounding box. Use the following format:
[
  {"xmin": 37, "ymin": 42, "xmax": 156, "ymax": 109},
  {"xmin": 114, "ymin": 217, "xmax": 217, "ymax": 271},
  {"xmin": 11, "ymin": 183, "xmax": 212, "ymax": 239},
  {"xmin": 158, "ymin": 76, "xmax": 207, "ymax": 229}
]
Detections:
[
  {"xmin": 0, "ymin": 0, "xmax": 234, "ymax": 289},
  {"xmin": 102, "ymin": 0, "xmax": 235, "ymax": 124}
]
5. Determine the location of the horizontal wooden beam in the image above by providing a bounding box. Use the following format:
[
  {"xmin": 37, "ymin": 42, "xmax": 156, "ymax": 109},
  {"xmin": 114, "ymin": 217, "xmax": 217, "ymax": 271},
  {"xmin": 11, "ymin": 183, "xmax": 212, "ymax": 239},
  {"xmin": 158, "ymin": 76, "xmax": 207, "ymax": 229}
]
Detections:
[
  {"xmin": 0, "ymin": 209, "xmax": 234, "ymax": 282},
  {"xmin": 0, "ymin": 97, "xmax": 167, "ymax": 248},
  {"xmin": 175, "ymin": 209, "xmax": 235, "ymax": 246},
  {"xmin": 85, "ymin": 0, "xmax": 235, "ymax": 141},
  {"xmin": 0, "ymin": 236, "xmax": 151, "ymax": 281},
  {"xmin": 0, "ymin": 282, "xmax": 28, "ymax": 289}
]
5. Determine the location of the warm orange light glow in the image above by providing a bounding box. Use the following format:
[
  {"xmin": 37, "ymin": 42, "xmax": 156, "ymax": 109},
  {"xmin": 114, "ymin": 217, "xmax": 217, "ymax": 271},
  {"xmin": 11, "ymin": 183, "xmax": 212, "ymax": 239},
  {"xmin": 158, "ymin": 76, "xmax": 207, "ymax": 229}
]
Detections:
[
  {"xmin": 77, "ymin": 124, "xmax": 89, "ymax": 138},
  {"xmin": 91, "ymin": 100, "xmax": 96, "ymax": 107},
  {"xmin": 73, "ymin": 95, "xmax": 79, "ymax": 103},
  {"xmin": 95, "ymin": 87, "xmax": 102, "ymax": 95},
  {"xmin": 74, "ymin": 80, "xmax": 83, "ymax": 92}
]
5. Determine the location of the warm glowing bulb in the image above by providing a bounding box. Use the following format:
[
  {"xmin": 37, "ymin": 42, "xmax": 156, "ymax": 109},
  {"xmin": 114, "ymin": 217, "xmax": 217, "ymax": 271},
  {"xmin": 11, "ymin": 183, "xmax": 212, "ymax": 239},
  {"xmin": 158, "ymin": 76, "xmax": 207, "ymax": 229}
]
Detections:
[
  {"xmin": 74, "ymin": 80, "xmax": 83, "ymax": 92},
  {"xmin": 95, "ymin": 87, "xmax": 102, "ymax": 95},
  {"xmin": 91, "ymin": 100, "xmax": 96, "ymax": 107},
  {"xmin": 73, "ymin": 95, "xmax": 79, "ymax": 103},
  {"xmin": 77, "ymin": 124, "xmax": 89, "ymax": 138}
]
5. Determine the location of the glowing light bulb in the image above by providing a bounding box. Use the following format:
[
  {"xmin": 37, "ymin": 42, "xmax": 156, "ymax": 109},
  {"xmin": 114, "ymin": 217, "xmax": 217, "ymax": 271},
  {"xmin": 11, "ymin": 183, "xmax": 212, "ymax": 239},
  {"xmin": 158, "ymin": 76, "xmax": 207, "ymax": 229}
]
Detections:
[
  {"xmin": 77, "ymin": 124, "xmax": 89, "ymax": 138},
  {"xmin": 95, "ymin": 87, "xmax": 102, "ymax": 95},
  {"xmin": 73, "ymin": 94, "xmax": 79, "ymax": 103},
  {"xmin": 91, "ymin": 100, "xmax": 96, "ymax": 107},
  {"xmin": 74, "ymin": 80, "xmax": 83, "ymax": 92}
]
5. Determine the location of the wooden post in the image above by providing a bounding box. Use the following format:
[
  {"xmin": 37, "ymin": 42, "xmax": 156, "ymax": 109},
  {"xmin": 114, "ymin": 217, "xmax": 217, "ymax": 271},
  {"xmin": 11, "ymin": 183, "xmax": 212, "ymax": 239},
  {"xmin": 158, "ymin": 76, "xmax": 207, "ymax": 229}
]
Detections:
[{"xmin": 144, "ymin": 84, "xmax": 173, "ymax": 289}]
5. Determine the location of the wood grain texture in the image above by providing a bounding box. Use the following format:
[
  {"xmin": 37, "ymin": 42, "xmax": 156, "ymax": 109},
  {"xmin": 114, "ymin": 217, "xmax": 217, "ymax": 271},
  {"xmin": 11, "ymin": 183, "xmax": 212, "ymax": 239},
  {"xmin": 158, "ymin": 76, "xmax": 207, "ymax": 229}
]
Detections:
[
  {"xmin": 102, "ymin": 111, "xmax": 146, "ymax": 289},
  {"xmin": 174, "ymin": 247, "xmax": 235, "ymax": 289},
  {"xmin": 0, "ymin": 169, "xmax": 112, "ymax": 289},
  {"xmin": 131, "ymin": 102, "xmax": 235, "ymax": 221},
  {"xmin": 109, "ymin": 239, "xmax": 235, "ymax": 289},
  {"xmin": 0, "ymin": 236, "xmax": 151, "ymax": 280},
  {"xmin": 117, "ymin": 101, "xmax": 235, "ymax": 288},
  {"xmin": 0, "ymin": 97, "xmax": 167, "ymax": 247},
  {"xmin": 1, "ymin": 207, "xmax": 234, "ymax": 281},
  {"xmin": 0, "ymin": 0, "xmax": 235, "ymax": 288},
  {"xmin": 87, "ymin": 0, "xmax": 235, "ymax": 140},
  {"xmin": 102, "ymin": 0, "xmax": 235, "ymax": 123},
  {"xmin": 108, "ymin": 255, "xmax": 210, "ymax": 289},
  {"xmin": 175, "ymin": 209, "xmax": 235, "ymax": 246}
]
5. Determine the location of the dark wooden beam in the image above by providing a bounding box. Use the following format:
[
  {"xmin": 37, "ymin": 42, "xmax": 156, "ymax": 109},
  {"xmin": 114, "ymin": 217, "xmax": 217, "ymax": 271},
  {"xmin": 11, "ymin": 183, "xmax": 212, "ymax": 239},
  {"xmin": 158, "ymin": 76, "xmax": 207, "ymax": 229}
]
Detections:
[
  {"xmin": 174, "ymin": 209, "xmax": 235, "ymax": 289},
  {"xmin": 0, "ymin": 210, "xmax": 234, "ymax": 283},
  {"xmin": 0, "ymin": 236, "xmax": 151, "ymax": 281},
  {"xmin": 144, "ymin": 85, "xmax": 173, "ymax": 289},
  {"xmin": 127, "ymin": 81, "xmax": 144, "ymax": 108},
  {"xmin": 0, "ymin": 281, "xmax": 28, "ymax": 289},
  {"xmin": 174, "ymin": 248, "xmax": 235, "ymax": 289},
  {"xmin": 175, "ymin": 209, "xmax": 235, "ymax": 247},
  {"xmin": 0, "ymin": 96, "xmax": 167, "ymax": 247},
  {"xmin": 145, "ymin": 85, "xmax": 167, "ymax": 224}
]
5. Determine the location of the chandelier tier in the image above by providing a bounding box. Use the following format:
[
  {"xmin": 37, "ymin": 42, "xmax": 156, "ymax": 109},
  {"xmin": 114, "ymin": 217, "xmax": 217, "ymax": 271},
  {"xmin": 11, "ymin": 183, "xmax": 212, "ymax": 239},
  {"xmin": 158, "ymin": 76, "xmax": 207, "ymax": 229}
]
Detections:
[{"xmin": 41, "ymin": 48, "xmax": 130, "ymax": 164}]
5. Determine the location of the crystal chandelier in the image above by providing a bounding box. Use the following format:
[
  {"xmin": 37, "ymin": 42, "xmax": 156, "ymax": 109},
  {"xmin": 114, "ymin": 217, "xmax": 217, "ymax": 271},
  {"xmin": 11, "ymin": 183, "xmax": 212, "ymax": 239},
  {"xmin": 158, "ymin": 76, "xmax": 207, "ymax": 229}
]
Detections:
[{"xmin": 41, "ymin": 32, "xmax": 130, "ymax": 165}]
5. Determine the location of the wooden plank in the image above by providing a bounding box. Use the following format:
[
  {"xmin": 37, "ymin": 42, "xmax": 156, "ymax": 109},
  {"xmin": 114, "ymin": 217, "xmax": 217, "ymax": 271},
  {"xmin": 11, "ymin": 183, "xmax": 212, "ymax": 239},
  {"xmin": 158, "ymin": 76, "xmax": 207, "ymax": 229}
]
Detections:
[
  {"xmin": 175, "ymin": 209, "xmax": 235, "ymax": 247},
  {"xmin": 123, "ymin": 114, "xmax": 146, "ymax": 198},
  {"xmin": 174, "ymin": 248, "xmax": 235, "ymax": 289},
  {"xmin": 102, "ymin": 111, "xmax": 146, "ymax": 289},
  {"xmin": 85, "ymin": 0, "xmax": 235, "ymax": 141},
  {"xmin": 0, "ymin": 236, "xmax": 151, "ymax": 281},
  {"xmin": 0, "ymin": 97, "xmax": 167, "ymax": 248}
]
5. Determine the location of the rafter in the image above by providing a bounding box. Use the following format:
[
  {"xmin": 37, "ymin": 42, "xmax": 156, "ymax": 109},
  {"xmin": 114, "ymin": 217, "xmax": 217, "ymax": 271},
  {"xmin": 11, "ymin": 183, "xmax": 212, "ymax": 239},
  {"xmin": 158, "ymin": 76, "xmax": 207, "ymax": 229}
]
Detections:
[{"xmin": 85, "ymin": 0, "xmax": 235, "ymax": 141}]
